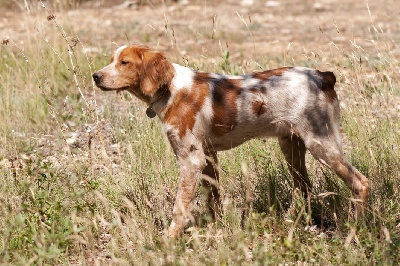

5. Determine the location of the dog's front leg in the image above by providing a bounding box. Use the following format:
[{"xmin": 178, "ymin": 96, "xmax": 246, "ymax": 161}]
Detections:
[
  {"xmin": 167, "ymin": 140, "xmax": 206, "ymax": 238},
  {"xmin": 201, "ymin": 150, "xmax": 220, "ymax": 221}
]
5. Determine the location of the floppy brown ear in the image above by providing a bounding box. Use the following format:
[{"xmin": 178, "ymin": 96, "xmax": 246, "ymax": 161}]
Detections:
[{"xmin": 140, "ymin": 50, "xmax": 174, "ymax": 96}]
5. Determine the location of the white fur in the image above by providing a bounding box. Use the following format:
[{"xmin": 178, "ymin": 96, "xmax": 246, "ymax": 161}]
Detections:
[
  {"xmin": 108, "ymin": 45, "xmax": 127, "ymax": 76},
  {"xmin": 241, "ymin": 77, "xmax": 261, "ymax": 88},
  {"xmin": 171, "ymin": 64, "xmax": 195, "ymax": 91}
]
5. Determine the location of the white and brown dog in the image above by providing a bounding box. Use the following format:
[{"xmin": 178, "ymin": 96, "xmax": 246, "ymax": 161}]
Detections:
[{"xmin": 93, "ymin": 45, "xmax": 369, "ymax": 237}]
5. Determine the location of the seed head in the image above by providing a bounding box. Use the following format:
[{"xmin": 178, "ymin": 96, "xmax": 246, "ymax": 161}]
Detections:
[
  {"xmin": 71, "ymin": 37, "xmax": 79, "ymax": 47},
  {"xmin": 47, "ymin": 14, "xmax": 56, "ymax": 21},
  {"xmin": 2, "ymin": 37, "xmax": 9, "ymax": 45}
]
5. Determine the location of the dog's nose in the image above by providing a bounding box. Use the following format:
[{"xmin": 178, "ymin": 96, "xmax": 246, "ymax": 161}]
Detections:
[{"xmin": 92, "ymin": 72, "xmax": 102, "ymax": 82}]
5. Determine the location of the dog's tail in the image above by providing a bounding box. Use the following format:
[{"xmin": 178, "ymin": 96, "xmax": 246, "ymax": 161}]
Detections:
[{"xmin": 319, "ymin": 71, "xmax": 337, "ymax": 102}]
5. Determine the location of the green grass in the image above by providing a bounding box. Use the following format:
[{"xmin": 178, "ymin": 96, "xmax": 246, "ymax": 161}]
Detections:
[{"xmin": 1, "ymin": 1, "xmax": 400, "ymax": 265}]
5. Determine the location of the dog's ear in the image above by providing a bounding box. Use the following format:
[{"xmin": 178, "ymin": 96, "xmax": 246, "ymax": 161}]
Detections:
[{"xmin": 140, "ymin": 50, "xmax": 174, "ymax": 96}]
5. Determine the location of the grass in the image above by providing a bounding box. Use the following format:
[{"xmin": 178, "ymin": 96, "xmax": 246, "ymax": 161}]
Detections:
[{"xmin": 1, "ymin": 0, "xmax": 400, "ymax": 264}]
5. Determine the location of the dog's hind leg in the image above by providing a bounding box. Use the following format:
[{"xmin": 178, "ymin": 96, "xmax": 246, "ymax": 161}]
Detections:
[
  {"xmin": 279, "ymin": 135, "xmax": 312, "ymax": 199},
  {"xmin": 304, "ymin": 135, "xmax": 369, "ymax": 218}
]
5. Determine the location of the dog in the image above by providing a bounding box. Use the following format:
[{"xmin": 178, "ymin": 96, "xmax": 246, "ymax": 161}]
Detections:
[{"xmin": 93, "ymin": 45, "xmax": 369, "ymax": 237}]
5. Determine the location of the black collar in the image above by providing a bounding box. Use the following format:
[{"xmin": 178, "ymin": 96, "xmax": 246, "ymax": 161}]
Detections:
[{"xmin": 146, "ymin": 85, "xmax": 169, "ymax": 118}]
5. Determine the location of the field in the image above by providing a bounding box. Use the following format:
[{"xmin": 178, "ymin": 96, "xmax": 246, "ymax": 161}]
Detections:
[{"xmin": 0, "ymin": 0, "xmax": 399, "ymax": 264}]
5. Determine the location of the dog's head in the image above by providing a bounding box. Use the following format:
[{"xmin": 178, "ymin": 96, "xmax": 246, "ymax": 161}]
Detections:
[{"xmin": 93, "ymin": 45, "xmax": 174, "ymax": 99}]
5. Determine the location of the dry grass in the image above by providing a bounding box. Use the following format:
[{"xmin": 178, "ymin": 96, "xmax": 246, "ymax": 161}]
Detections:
[{"xmin": 0, "ymin": 0, "xmax": 399, "ymax": 264}]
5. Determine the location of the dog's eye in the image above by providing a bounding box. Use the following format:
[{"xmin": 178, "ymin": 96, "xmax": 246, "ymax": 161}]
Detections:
[{"xmin": 121, "ymin": 60, "xmax": 129, "ymax": 65}]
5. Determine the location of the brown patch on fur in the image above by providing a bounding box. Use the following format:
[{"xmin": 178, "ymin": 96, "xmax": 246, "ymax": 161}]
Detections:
[
  {"xmin": 210, "ymin": 77, "xmax": 242, "ymax": 136},
  {"xmin": 252, "ymin": 100, "xmax": 267, "ymax": 116},
  {"xmin": 163, "ymin": 73, "xmax": 210, "ymax": 139},
  {"xmin": 319, "ymin": 71, "xmax": 337, "ymax": 102},
  {"xmin": 252, "ymin": 67, "xmax": 292, "ymax": 80},
  {"xmin": 248, "ymin": 86, "xmax": 267, "ymax": 94}
]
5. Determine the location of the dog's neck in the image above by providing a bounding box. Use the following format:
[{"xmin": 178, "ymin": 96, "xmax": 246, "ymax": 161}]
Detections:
[
  {"xmin": 145, "ymin": 84, "xmax": 171, "ymax": 118},
  {"xmin": 149, "ymin": 84, "xmax": 170, "ymax": 106}
]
